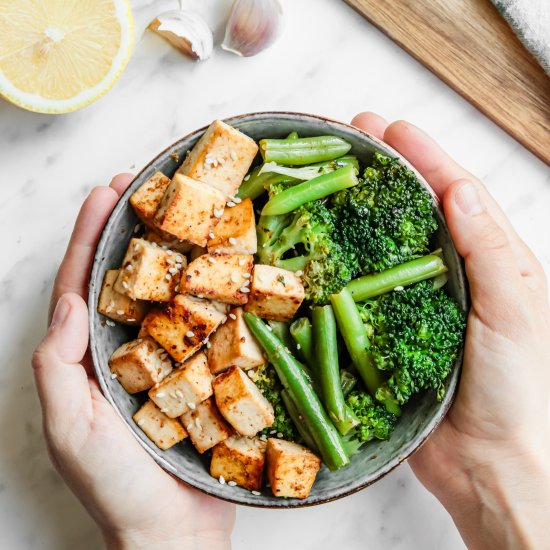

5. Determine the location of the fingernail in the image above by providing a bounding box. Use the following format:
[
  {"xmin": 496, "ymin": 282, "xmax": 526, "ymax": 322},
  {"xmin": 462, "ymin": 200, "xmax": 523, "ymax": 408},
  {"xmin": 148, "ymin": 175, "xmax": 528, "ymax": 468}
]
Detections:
[
  {"xmin": 455, "ymin": 182, "xmax": 486, "ymax": 216},
  {"xmin": 51, "ymin": 296, "xmax": 71, "ymax": 329}
]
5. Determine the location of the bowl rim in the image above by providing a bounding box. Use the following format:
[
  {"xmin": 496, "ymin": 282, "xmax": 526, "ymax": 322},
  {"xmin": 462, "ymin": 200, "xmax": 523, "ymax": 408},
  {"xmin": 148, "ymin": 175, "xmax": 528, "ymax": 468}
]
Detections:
[{"xmin": 88, "ymin": 110, "xmax": 467, "ymax": 508}]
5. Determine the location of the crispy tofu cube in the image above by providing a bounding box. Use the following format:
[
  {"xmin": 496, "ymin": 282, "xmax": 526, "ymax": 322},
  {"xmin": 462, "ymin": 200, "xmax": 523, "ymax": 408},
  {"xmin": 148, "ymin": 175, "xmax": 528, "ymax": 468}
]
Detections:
[
  {"xmin": 244, "ymin": 265, "xmax": 305, "ymax": 322},
  {"xmin": 207, "ymin": 307, "xmax": 264, "ymax": 374},
  {"xmin": 177, "ymin": 120, "xmax": 258, "ymax": 197},
  {"xmin": 210, "ymin": 435, "xmax": 266, "ymax": 491},
  {"xmin": 143, "ymin": 229, "xmax": 193, "ymax": 254},
  {"xmin": 206, "ymin": 198, "xmax": 257, "ymax": 254},
  {"xmin": 98, "ymin": 269, "xmax": 149, "ymax": 325},
  {"xmin": 142, "ymin": 294, "xmax": 227, "ymax": 362},
  {"xmin": 149, "ymin": 352, "xmax": 213, "ymax": 418},
  {"xmin": 153, "ymin": 174, "xmax": 226, "ymax": 246},
  {"xmin": 182, "ymin": 254, "xmax": 253, "ymax": 305},
  {"xmin": 180, "ymin": 397, "xmax": 233, "ymax": 453},
  {"xmin": 114, "ymin": 238, "xmax": 183, "ymax": 302},
  {"xmin": 129, "ymin": 172, "xmax": 170, "ymax": 230},
  {"xmin": 266, "ymin": 438, "xmax": 321, "ymax": 499},
  {"xmin": 213, "ymin": 366, "xmax": 274, "ymax": 436},
  {"xmin": 133, "ymin": 400, "xmax": 187, "ymax": 450},
  {"xmin": 137, "ymin": 324, "xmax": 150, "ymax": 339},
  {"xmin": 109, "ymin": 337, "xmax": 173, "ymax": 394}
]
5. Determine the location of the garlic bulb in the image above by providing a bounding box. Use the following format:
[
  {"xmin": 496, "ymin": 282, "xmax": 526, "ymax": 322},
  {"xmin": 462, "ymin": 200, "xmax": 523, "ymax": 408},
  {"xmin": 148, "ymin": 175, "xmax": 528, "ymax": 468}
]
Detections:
[
  {"xmin": 222, "ymin": 0, "xmax": 283, "ymax": 57},
  {"xmin": 149, "ymin": 9, "xmax": 213, "ymax": 61}
]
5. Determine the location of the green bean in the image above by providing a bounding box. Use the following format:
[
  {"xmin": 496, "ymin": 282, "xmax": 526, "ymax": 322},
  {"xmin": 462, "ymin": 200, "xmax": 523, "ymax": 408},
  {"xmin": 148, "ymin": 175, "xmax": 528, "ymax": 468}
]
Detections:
[
  {"xmin": 347, "ymin": 254, "xmax": 448, "ymax": 302},
  {"xmin": 340, "ymin": 369, "xmax": 357, "ymax": 397},
  {"xmin": 237, "ymin": 166, "xmax": 296, "ymax": 200},
  {"xmin": 281, "ymin": 389, "xmax": 319, "ymax": 453},
  {"xmin": 262, "ymin": 164, "xmax": 359, "ymax": 216},
  {"xmin": 290, "ymin": 317, "xmax": 315, "ymax": 370},
  {"xmin": 259, "ymin": 136, "xmax": 352, "ymax": 166},
  {"xmin": 268, "ymin": 320, "xmax": 298, "ymax": 355},
  {"xmin": 312, "ymin": 306, "xmax": 359, "ymax": 436},
  {"xmin": 244, "ymin": 313, "xmax": 349, "ymax": 471}
]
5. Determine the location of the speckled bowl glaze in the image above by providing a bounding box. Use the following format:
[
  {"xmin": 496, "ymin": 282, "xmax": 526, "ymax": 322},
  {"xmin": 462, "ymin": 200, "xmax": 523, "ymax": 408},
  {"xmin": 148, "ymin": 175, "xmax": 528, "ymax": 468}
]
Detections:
[{"xmin": 89, "ymin": 112, "xmax": 467, "ymax": 508}]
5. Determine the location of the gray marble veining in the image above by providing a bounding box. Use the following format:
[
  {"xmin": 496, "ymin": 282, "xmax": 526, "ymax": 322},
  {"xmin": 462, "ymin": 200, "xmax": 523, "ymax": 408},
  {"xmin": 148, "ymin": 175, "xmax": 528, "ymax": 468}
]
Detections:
[{"xmin": 0, "ymin": 0, "xmax": 548, "ymax": 548}]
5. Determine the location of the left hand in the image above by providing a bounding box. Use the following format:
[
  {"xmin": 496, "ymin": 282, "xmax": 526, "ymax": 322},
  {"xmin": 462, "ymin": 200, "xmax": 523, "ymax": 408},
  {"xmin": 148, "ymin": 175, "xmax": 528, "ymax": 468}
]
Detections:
[{"xmin": 32, "ymin": 175, "xmax": 235, "ymax": 550}]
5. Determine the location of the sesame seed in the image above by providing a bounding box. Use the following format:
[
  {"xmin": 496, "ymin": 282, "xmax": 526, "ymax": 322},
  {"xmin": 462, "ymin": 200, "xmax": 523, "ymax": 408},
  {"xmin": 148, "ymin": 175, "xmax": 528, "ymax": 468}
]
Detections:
[
  {"xmin": 160, "ymin": 408, "xmax": 168, "ymax": 413},
  {"xmin": 126, "ymin": 264, "xmax": 134, "ymax": 272},
  {"xmin": 110, "ymin": 372, "xmax": 118, "ymax": 379},
  {"xmin": 165, "ymin": 273, "xmax": 172, "ymax": 281},
  {"xmin": 295, "ymin": 270, "xmax": 303, "ymax": 276},
  {"xmin": 296, "ymin": 343, "xmax": 301, "ymax": 350},
  {"xmin": 230, "ymin": 150, "xmax": 238, "ymax": 161},
  {"xmin": 219, "ymin": 475, "xmax": 226, "ymax": 485},
  {"xmin": 394, "ymin": 285, "xmax": 405, "ymax": 291},
  {"xmin": 175, "ymin": 263, "xmax": 183, "ymax": 270},
  {"xmin": 209, "ymin": 232, "xmax": 215, "ymax": 239},
  {"xmin": 151, "ymin": 241, "xmax": 158, "ymax": 247},
  {"xmin": 227, "ymin": 480, "xmax": 237, "ymax": 487},
  {"xmin": 270, "ymin": 429, "xmax": 277, "ymax": 434},
  {"xmin": 251, "ymin": 490, "xmax": 261, "ymax": 496},
  {"xmin": 186, "ymin": 331, "xmax": 195, "ymax": 338},
  {"xmin": 170, "ymin": 391, "xmax": 177, "ymax": 399},
  {"xmin": 230, "ymin": 275, "xmax": 239, "ymax": 283},
  {"xmin": 214, "ymin": 249, "xmax": 221, "ymax": 254},
  {"xmin": 188, "ymin": 402, "xmax": 196, "ymax": 410},
  {"xmin": 169, "ymin": 267, "xmax": 178, "ymax": 274},
  {"xmin": 242, "ymin": 272, "xmax": 251, "ymax": 278},
  {"xmin": 122, "ymin": 281, "xmax": 129, "ymax": 289},
  {"xmin": 105, "ymin": 305, "xmax": 113, "ymax": 313},
  {"xmin": 166, "ymin": 249, "xmax": 174, "ymax": 256},
  {"xmin": 238, "ymin": 259, "xmax": 246, "ymax": 266},
  {"xmin": 212, "ymin": 159, "xmax": 218, "ymax": 167},
  {"xmin": 226, "ymin": 201, "xmax": 236, "ymax": 207},
  {"xmin": 206, "ymin": 341, "xmax": 211, "ymax": 349},
  {"xmin": 175, "ymin": 390, "xmax": 184, "ymax": 398},
  {"xmin": 134, "ymin": 243, "xmax": 140, "ymax": 252},
  {"xmin": 116, "ymin": 309, "xmax": 124, "ymax": 315},
  {"xmin": 266, "ymin": 325, "xmax": 272, "ymax": 332},
  {"xmin": 128, "ymin": 318, "xmax": 136, "ymax": 322},
  {"xmin": 156, "ymin": 348, "xmax": 165, "ymax": 355},
  {"xmin": 106, "ymin": 319, "xmax": 116, "ymax": 327},
  {"xmin": 134, "ymin": 222, "xmax": 141, "ymax": 232},
  {"xmin": 248, "ymin": 370, "xmax": 255, "ymax": 378},
  {"xmin": 229, "ymin": 313, "xmax": 237, "ymax": 320},
  {"xmin": 202, "ymin": 338, "xmax": 209, "ymax": 345},
  {"xmin": 277, "ymin": 432, "xmax": 283, "ymax": 438},
  {"xmin": 260, "ymin": 434, "xmax": 267, "ymax": 442},
  {"xmin": 175, "ymin": 255, "xmax": 183, "ymax": 263},
  {"xmin": 240, "ymin": 287, "xmax": 250, "ymax": 293},
  {"xmin": 174, "ymin": 362, "xmax": 181, "ymax": 367},
  {"xmin": 197, "ymin": 294, "xmax": 204, "ymax": 299},
  {"xmin": 195, "ymin": 418, "xmax": 202, "ymax": 429},
  {"xmin": 244, "ymin": 175, "xmax": 250, "ymax": 181},
  {"xmin": 214, "ymin": 208, "xmax": 224, "ymax": 218},
  {"xmin": 208, "ymin": 257, "xmax": 216, "ymax": 264},
  {"xmin": 162, "ymin": 245, "xmax": 168, "ymax": 250},
  {"xmin": 137, "ymin": 418, "xmax": 145, "ymax": 426},
  {"xmin": 233, "ymin": 197, "xmax": 242, "ymax": 204},
  {"xmin": 228, "ymin": 237, "xmax": 237, "ymax": 244},
  {"xmin": 166, "ymin": 258, "xmax": 174, "ymax": 265}
]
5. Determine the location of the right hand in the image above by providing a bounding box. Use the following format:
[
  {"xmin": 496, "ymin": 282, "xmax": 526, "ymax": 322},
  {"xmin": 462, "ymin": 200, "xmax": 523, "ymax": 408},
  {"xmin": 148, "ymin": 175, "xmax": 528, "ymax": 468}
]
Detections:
[{"xmin": 352, "ymin": 113, "xmax": 550, "ymax": 549}]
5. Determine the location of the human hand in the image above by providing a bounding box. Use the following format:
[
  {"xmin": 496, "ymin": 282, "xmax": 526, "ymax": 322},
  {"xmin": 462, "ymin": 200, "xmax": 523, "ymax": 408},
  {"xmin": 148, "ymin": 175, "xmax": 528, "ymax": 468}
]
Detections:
[
  {"xmin": 352, "ymin": 113, "xmax": 550, "ymax": 549},
  {"xmin": 32, "ymin": 176, "xmax": 235, "ymax": 550}
]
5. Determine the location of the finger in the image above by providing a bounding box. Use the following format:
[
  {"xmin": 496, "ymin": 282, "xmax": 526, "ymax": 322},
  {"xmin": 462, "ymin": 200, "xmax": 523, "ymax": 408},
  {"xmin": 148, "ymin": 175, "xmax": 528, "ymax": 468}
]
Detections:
[
  {"xmin": 443, "ymin": 179, "xmax": 527, "ymax": 334},
  {"xmin": 50, "ymin": 186, "xmax": 120, "ymax": 322},
  {"xmin": 384, "ymin": 120, "xmax": 545, "ymax": 285},
  {"xmin": 33, "ymin": 293, "xmax": 93, "ymax": 445},
  {"xmin": 109, "ymin": 173, "xmax": 134, "ymax": 196},
  {"xmin": 351, "ymin": 112, "xmax": 389, "ymax": 140}
]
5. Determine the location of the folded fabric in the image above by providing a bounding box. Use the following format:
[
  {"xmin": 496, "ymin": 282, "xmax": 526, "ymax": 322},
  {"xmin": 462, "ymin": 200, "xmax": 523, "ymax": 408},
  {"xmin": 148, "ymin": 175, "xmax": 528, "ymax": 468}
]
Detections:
[{"xmin": 491, "ymin": 0, "xmax": 550, "ymax": 75}]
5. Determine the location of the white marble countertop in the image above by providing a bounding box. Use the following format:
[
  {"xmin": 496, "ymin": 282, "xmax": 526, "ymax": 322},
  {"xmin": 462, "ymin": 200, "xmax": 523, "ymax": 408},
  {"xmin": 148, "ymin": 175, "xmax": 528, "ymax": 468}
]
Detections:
[{"xmin": 1, "ymin": 0, "xmax": 548, "ymax": 548}]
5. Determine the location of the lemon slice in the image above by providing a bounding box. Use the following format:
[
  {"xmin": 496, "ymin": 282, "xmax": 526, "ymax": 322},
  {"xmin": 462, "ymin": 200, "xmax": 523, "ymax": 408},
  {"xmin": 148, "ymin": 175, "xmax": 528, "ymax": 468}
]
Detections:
[{"xmin": 0, "ymin": 0, "xmax": 134, "ymax": 114}]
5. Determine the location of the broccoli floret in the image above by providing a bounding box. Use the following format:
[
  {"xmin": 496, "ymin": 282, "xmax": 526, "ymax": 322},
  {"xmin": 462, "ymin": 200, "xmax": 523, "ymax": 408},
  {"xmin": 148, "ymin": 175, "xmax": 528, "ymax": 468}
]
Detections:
[
  {"xmin": 346, "ymin": 390, "xmax": 398, "ymax": 442},
  {"xmin": 332, "ymin": 152, "xmax": 438, "ymax": 274},
  {"xmin": 248, "ymin": 363, "xmax": 299, "ymax": 442},
  {"xmin": 358, "ymin": 281, "xmax": 465, "ymax": 404},
  {"xmin": 257, "ymin": 200, "xmax": 354, "ymax": 303}
]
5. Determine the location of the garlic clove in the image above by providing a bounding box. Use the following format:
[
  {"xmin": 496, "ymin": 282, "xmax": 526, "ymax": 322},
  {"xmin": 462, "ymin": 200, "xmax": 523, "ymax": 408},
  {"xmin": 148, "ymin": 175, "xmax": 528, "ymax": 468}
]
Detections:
[
  {"xmin": 148, "ymin": 10, "xmax": 213, "ymax": 61},
  {"xmin": 222, "ymin": 0, "xmax": 284, "ymax": 57}
]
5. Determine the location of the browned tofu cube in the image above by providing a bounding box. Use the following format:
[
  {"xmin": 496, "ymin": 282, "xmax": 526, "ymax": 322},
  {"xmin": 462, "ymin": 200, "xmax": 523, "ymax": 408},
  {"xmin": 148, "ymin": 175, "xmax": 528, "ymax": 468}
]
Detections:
[
  {"xmin": 149, "ymin": 352, "xmax": 213, "ymax": 418},
  {"xmin": 266, "ymin": 438, "xmax": 321, "ymax": 499},
  {"xmin": 213, "ymin": 366, "xmax": 274, "ymax": 436},
  {"xmin": 129, "ymin": 172, "xmax": 170, "ymax": 230},
  {"xmin": 133, "ymin": 400, "xmax": 188, "ymax": 450},
  {"xmin": 114, "ymin": 238, "xmax": 183, "ymax": 302},
  {"xmin": 182, "ymin": 254, "xmax": 254, "ymax": 305},
  {"xmin": 142, "ymin": 294, "xmax": 227, "ymax": 362},
  {"xmin": 97, "ymin": 269, "xmax": 149, "ymax": 325},
  {"xmin": 153, "ymin": 174, "xmax": 226, "ymax": 246},
  {"xmin": 206, "ymin": 198, "xmax": 257, "ymax": 255},
  {"xmin": 244, "ymin": 265, "xmax": 305, "ymax": 322},
  {"xmin": 210, "ymin": 435, "xmax": 266, "ymax": 491},
  {"xmin": 207, "ymin": 307, "xmax": 264, "ymax": 374},
  {"xmin": 177, "ymin": 120, "xmax": 258, "ymax": 197},
  {"xmin": 109, "ymin": 337, "xmax": 173, "ymax": 394},
  {"xmin": 180, "ymin": 397, "xmax": 233, "ymax": 453},
  {"xmin": 142, "ymin": 228, "xmax": 193, "ymax": 254}
]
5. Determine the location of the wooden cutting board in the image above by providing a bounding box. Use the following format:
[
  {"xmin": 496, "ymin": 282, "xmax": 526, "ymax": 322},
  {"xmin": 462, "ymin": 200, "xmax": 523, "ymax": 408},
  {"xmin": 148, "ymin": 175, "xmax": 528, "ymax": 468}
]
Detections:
[{"xmin": 344, "ymin": 0, "xmax": 550, "ymax": 165}]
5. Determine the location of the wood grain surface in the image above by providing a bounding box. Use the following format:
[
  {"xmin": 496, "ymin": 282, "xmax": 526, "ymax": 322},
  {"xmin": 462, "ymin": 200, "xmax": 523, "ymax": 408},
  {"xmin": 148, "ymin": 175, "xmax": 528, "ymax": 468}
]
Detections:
[{"xmin": 344, "ymin": 0, "xmax": 550, "ymax": 165}]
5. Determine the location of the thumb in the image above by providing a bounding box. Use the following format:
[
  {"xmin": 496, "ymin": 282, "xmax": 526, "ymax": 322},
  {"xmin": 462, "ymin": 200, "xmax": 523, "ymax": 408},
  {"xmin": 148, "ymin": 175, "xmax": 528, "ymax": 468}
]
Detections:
[
  {"xmin": 443, "ymin": 179, "xmax": 524, "ymax": 330},
  {"xmin": 33, "ymin": 293, "xmax": 93, "ymax": 444}
]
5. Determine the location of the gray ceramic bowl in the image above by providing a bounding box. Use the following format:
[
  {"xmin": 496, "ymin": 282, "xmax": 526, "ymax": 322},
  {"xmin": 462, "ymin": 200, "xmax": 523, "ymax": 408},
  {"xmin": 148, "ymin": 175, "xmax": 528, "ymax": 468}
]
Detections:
[{"xmin": 89, "ymin": 112, "xmax": 467, "ymax": 508}]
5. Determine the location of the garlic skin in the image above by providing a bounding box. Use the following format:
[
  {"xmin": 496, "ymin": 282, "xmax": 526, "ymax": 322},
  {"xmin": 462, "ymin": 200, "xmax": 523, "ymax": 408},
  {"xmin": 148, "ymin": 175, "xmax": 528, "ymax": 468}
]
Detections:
[
  {"xmin": 222, "ymin": 0, "xmax": 284, "ymax": 57},
  {"xmin": 149, "ymin": 10, "xmax": 213, "ymax": 61}
]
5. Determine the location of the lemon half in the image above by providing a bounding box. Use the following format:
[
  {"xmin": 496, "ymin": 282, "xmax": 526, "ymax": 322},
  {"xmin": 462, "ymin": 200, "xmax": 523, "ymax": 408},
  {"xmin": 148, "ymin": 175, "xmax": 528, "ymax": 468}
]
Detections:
[{"xmin": 0, "ymin": 0, "xmax": 134, "ymax": 114}]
